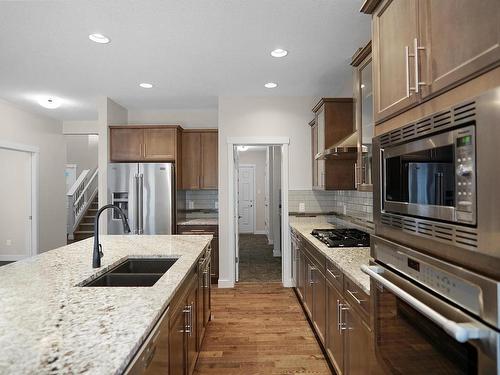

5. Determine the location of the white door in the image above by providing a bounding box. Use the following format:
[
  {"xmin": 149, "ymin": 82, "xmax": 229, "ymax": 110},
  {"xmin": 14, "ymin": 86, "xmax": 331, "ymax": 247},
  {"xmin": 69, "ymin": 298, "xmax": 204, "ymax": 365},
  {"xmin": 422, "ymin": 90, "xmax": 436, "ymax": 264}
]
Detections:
[
  {"xmin": 238, "ymin": 166, "xmax": 255, "ymax": 234},
  {"xmin": 0, "ymin": 148, "xmax": 32, "ymax": 260}
]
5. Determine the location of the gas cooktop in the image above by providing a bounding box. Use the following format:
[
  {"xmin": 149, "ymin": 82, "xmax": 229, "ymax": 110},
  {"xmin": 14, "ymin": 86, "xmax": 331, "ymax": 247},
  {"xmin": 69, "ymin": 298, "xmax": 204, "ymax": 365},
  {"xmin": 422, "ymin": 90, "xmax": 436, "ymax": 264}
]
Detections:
[{"xmin": 311, "ymin": 228, "xmax": 370, "ymax": 248}]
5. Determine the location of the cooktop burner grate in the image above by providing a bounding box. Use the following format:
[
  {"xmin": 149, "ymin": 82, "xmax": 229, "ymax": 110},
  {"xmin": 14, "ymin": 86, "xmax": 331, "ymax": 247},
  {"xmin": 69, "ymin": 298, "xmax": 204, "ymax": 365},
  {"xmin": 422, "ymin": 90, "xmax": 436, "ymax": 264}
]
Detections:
[{"xmin": 311, "ymin": 228, "xmax": 370, "ymax": 248}]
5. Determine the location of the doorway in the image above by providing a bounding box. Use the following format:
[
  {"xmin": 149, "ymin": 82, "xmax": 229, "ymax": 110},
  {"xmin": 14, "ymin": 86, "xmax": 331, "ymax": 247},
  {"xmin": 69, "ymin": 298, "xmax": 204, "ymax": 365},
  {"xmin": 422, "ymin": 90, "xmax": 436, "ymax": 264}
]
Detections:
[
  {"xmin": 0, "ymin": 142, "xmax": 39, "ymax": 262},
  {"xmin": 235, "ymin": 145, "xmax": 283, "ymax": 283}
]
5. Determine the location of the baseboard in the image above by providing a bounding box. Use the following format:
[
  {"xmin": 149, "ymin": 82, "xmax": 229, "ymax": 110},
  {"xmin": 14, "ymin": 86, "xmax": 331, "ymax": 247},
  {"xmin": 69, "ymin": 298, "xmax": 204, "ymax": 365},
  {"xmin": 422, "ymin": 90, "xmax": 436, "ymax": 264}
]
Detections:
[
  {"xmin": 273, "ymin": 248, "xmax": 281, "ymax": 257},
  {"xmin": 218, "ymin": 279, "xmax": 235, "ymax": 288},
  {"xmin": 0, "ymin": 255, "xmax": 26, "ymax": 261},
  {"xmin": 254, "ymin": 230, "xmax": 267, "ymax": 235},
  {"xmin": 268, "ymin": 238, "xmax": 274, "ymax": 245},
  {"xmin": 283, "ymin": 278, "xmax": 294, "ymax": 288}
]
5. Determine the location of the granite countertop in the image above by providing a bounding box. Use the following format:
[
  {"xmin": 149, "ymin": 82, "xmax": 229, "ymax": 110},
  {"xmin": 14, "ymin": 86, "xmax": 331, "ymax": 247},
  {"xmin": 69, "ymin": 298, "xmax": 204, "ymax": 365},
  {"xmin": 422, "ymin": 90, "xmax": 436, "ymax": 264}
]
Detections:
[
  {"xmin": 289, "ymin": 217, "xmax": 371, "ymax": 294},
  {"xmin": 177, "ymin": 218, "xmax": 218, "ymax": 226},
  {"xmin": 0, "ymin": 235, "xmax": 211, "ymax": 375}
]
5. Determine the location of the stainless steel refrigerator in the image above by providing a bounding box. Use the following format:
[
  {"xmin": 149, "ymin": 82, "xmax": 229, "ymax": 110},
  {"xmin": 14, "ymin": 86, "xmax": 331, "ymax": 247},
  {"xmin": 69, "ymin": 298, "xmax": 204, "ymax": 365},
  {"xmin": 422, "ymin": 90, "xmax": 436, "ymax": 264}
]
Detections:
[{"xmin": 107, "ymin": 163, "xmax": 175, "ymax": 234}]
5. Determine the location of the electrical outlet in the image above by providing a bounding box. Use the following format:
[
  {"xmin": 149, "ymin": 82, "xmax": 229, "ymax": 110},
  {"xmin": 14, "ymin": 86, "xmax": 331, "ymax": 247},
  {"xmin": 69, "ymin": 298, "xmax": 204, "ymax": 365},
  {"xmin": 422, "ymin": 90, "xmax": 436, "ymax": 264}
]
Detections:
[
  {"xmin": 5, "ymin": 239, "xmax": 12, "ymax": 246},
  {"xmin": 215, "ymin": 201, "xmax": 218, "ymax": 209},
  {"xmin": 188, "ymin": 200, "xmax": 194, "ymax": 209},
  {"xmin": 299, "ymin": 202, "xmax": 305, "ymax": 212},
  {"xmin": 343, "ymin": 203, "xmax": 347, "ymax": 215}
]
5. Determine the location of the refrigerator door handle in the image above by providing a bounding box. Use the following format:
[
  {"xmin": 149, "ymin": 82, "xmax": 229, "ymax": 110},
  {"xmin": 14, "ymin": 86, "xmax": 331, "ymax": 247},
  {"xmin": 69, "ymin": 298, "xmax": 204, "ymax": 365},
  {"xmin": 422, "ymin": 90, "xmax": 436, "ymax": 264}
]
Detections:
[{"xmin": 138, "ymin": 173, "xmax": 144, "ymax": 234}]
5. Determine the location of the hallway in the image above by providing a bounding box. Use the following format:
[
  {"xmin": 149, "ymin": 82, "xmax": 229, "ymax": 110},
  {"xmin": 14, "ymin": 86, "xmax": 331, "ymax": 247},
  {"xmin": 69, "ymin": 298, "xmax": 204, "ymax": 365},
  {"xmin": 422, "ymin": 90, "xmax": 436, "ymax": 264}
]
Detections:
[
  {"xmin": 238, "ymin": 234, "xmax": 281, "ymax": 282},
  {"xmin": 194, "ymin": 283, "xmax": 331, "ymax": 375}
]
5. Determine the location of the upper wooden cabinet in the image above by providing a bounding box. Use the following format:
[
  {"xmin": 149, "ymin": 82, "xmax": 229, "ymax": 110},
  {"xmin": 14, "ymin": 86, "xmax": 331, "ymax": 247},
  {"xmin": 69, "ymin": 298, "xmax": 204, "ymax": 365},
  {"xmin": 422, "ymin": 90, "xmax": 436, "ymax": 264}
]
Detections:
[
  {"xmin": 372, "ymin": 0, "xmax": 419, "ymax": 123},
  {"xmin": 352, "ymin": 42, "xmax": 374, "ymax": 192},
  {"xmin": 109, "ymin": 126, "xmax": 181, "ymax": 162},
  {"xmin": 181, "ymin": 130, "xmax": 218, "ymax": 190},
  {"xmin": 366, "ymin": 0, "xmax": 500, "ymax": 124},
  {"xmin": 310, "ymin": 98, "xmax": 356, "ymax": 191},
  {"xmin": 109, "ymin": 128, "xmax": 144, "ymax": 161},
  {"xmin": 418, "ymin": 0, "xmax": 500, "ymax": 98}
]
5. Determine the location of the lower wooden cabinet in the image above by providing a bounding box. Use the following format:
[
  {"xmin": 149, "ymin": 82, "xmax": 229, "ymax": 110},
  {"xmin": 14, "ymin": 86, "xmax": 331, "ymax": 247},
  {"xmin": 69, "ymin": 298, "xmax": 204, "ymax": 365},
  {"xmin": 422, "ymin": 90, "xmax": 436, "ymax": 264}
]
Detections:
[
  {"xmin": 326, "ymin": 280, "xmax": 344, "ymax": 374},
  {"xmin": 177, "ymin": 224, "xmax": 219, "ymax": 284},
  {"xmin": 126, "ymin": 246, "xmax": 211, "ymax": 375},
  {"xmin": 294, "ymin": 235, "xmax": 379, "ymax": 375}
]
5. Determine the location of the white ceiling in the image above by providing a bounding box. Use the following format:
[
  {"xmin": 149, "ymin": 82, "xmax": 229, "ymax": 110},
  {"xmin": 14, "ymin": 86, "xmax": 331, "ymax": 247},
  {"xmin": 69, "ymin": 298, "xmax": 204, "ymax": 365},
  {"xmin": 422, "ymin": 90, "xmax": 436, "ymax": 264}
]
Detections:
[{"xmin": 0, "ymin": 0, "xmax": 370, "ymax": 120}]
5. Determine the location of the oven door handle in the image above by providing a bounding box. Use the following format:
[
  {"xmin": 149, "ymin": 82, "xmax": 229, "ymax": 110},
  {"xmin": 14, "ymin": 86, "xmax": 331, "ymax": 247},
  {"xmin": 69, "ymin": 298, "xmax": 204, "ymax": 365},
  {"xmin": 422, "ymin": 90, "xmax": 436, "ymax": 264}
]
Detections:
[{"xmin": 361, "ymin": 265, "xmax": 488, "ymax": 343}]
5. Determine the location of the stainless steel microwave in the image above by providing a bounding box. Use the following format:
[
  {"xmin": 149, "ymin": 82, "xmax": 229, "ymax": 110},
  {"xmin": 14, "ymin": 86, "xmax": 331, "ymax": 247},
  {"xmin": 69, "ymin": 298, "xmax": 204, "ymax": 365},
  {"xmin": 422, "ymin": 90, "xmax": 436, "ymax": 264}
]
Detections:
[{"xmin": 373, "ymin": 87, "xmax": 500, "ymax": 278}]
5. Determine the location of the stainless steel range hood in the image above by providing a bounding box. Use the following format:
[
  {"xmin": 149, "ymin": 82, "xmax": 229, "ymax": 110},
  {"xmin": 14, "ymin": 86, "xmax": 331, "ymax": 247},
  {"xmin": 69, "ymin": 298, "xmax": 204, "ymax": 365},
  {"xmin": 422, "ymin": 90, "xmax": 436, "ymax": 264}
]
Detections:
[{"xmin": 315, "ymin": 132, "xmax": 365, "ymax": 160}]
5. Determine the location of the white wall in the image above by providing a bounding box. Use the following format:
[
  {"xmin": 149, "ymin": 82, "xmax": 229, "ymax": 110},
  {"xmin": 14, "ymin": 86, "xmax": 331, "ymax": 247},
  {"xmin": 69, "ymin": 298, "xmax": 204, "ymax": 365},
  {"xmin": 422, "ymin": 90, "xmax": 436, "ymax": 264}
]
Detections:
[
  {"xmin": 65, "ymin": 134, "xmax": 99, "ymax": 177},
  {"xmin": 128, "ymin": 109, "xmax": 218, "ymax": 129},
  {"xmin": 0, "ymin": 98, "xmax": 66, "ymax": 253},
  {"xmin": 238, "ymin": 148, "xmax": 267, "ymax": 233},
  {"xmin": 97, "ymin": 97, "xmax": 128, "ymax": 233},
  {"xmin": 218, "ymin": 96, "xmax": 316, "ymax": 286}
]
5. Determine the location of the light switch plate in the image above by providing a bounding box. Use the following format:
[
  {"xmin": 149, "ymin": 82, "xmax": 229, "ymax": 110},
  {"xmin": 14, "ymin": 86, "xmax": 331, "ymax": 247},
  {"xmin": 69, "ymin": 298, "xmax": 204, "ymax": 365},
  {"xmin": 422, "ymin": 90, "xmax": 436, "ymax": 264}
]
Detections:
[{"xmin": 299, "ymin": 203, "xmax": 305, "ymax": 212}]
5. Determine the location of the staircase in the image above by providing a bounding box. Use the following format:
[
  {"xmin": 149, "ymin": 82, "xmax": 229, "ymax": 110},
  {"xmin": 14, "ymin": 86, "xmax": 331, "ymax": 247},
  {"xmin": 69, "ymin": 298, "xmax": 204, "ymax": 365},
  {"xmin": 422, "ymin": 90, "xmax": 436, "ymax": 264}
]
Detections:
[
  {"xmin": 68, "ymin": 195, "xmax": 98, "ymax": 243},
  {"xmin": 67, "ymin": 168, "xmax": 98, "ymax": 244}
]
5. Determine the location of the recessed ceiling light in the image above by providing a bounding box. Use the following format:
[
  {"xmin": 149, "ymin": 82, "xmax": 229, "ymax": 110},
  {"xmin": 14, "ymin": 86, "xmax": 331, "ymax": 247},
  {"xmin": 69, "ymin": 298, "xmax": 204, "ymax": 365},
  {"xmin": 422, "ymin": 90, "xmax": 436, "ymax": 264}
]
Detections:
[
  {"xmin": 88, "ymin": 33, "xmax": 110, "ymax": 44},
  {"xmin": 139, "ymin": 83, "xmax": 153, "ymax": 89},
  {"xmin": 264, "ymin": 82, "xmax": 278, "ymax": 89},
  {"xmin": 38, "ymin": 97, "xmax": 61, "ymax": 109},
  {"xmin": 271, "ymin": 48, "xmax": 288, "ymax": 58},
  {"xmin": 238, "ymin": 146, "xmax": 249, "ymax": 152}
]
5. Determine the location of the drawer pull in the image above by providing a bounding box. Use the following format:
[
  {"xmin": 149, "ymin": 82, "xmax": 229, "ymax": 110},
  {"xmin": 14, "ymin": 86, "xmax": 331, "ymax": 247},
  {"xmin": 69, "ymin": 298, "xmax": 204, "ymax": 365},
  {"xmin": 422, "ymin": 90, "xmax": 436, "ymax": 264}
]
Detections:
[
  {"xmin": 327, "ymin": 268, "xmax": 341, "ymax": 280},
  {"xmin": 346, "ymin": 289, "xmax": 366, "ymax": 304}
]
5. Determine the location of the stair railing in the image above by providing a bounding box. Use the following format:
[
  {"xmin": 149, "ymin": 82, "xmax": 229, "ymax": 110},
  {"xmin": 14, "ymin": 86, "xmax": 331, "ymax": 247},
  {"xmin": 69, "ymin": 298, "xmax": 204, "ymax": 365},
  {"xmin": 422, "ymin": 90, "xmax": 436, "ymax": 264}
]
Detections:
[{"xmin": 67, "ymin": 168, "xmax": 98, "ymax": 240}]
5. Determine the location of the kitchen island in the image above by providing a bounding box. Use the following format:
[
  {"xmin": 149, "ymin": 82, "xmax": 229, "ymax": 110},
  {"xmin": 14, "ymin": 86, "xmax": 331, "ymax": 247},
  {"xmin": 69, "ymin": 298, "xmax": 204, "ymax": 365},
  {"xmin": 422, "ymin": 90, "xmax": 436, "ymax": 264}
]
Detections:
[{"xmin": 0, "ymin": 234, "xmax": 211, "ymax": 375}]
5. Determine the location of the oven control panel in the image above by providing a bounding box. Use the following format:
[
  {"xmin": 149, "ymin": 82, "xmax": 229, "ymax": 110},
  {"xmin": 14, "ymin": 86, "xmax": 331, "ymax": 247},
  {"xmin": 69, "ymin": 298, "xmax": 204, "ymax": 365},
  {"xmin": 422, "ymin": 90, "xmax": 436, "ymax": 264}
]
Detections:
[
  {"xmin": 454, "ymin": 126, "xmax": 476, "ymax": 223},
  {"xmin": 375, "ymin": 244, "xmax": 481, "ymax": 316}
]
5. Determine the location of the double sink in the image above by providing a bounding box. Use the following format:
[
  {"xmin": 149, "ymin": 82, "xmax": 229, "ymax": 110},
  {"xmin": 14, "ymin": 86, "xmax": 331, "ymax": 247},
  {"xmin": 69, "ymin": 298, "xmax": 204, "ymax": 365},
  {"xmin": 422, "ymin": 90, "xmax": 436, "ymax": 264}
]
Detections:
[{"xmin": 84, "ymin": 258, "xmax": 178, "ymax": 287}]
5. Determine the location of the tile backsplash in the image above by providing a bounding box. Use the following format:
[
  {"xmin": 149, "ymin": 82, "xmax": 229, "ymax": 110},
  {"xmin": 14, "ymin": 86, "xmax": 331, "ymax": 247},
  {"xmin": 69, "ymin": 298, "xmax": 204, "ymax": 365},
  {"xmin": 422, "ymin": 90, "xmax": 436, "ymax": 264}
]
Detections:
[
  {"xmin": 288, "ymin": 190, "xmax": 373, "ymax": 222},
  {"xmin": 177, "ymin": 190, "xmax": 218, "ymax": 220}
]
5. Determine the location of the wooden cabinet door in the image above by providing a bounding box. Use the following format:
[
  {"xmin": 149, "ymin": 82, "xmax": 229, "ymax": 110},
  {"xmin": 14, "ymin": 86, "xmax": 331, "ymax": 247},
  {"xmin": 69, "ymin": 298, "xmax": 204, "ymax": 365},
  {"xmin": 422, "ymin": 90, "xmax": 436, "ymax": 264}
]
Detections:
[
  {"xmin": 201, "ymin": 132, "xmax": 218, "ymax": 189},
  {"xmin": 181, "ymin": 132, "xmax": 201, "ymax": 189},
  {"xmin": 110, "ymin": 128, "xmax": 143, "ymax": 161},
  {"xmin": 372, "ymin": 0, "xmax": 419, "ymax": 123},
  {"xmin": 316, "ymin": 109, "xmax": 326, "ymax": 189},
  {"xmin": 143, "ymin": 128, "xmax": 177, "ymax": 161},
  {"xmin": 210, "ymin": 236, "xmax": 219, "ymax": 283},
  {"xmin": 312, "ymin": 269, "xmax": 327, "ymax": 345},
  {"xmin": 169, "ymin": 303, "xmax": 186, "ymax": 375},
  {"xmin": 303, "ymin": 257, "xmax": 314, "ymax": 319},
  {"xmin": 297, "ymin": 249, "xmax": 306, "ymax": 301},
  {"xmin": 345, "ymin": 305, "xmax": 371, "ymax": 375},
  {"xmin": 311, "ymin": 123, "xmax": 319, "ymax": 189},
  {"xmin": 419, "ymin": 0, "xmax": 500, "ymax": 99},
  {"xmin": 186, "ymin": 281, "xmax": 198, "ymax": 375},
  {"xmin": 326, "ymin": 281, "xmax": 344, "ymax": 375}
]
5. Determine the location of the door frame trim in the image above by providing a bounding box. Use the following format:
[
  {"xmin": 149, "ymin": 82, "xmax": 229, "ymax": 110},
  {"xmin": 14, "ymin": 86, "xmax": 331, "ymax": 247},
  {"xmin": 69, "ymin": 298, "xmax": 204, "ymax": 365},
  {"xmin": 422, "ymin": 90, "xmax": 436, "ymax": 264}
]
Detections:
[
  {"xmin": 225, "ymin": 137, "xmax": 291, "ymax": 288},
  {"xmin": 0, "ymin": 141, "xmax": 39, "ymax": 259},
  {"xmin": 237, "ymin": 164, "xmax": 256, "ymax": 234}
]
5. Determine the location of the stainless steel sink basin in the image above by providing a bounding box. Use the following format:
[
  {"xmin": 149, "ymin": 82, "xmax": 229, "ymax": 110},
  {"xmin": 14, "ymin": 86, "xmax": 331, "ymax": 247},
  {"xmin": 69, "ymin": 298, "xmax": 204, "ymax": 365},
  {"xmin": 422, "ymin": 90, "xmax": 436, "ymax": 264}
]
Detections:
[
  {"xmin": 109, "ymin": 258, "xmax": 178, "ymax": 274},
  {"xmin": 82, "ymin": 258, "xmax": 178, "ymax": 287}
]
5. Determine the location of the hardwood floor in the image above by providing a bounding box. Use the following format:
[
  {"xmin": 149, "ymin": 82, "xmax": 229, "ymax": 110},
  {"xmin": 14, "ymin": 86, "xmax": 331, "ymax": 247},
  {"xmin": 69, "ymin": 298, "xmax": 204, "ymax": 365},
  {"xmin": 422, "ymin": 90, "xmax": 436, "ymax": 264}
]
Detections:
[{"xmin": 194, "ymin": 282, "xmax": 332, "ymax": 375}]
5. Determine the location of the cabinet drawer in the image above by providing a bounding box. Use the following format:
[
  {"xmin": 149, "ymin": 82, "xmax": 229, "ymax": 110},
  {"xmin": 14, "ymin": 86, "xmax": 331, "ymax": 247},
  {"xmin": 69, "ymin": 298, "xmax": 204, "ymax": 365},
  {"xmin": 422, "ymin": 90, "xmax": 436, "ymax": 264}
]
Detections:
[
  {"xmin": 344, "ymin": 276, "xmax": 370, "ymax": 322},
  {"xmin": 304, "ymin": 242, "xmax": 326, "ymax": 276},
  {"xmin": 177, "ymin": 225, "xmax": 218, "ymax": 236},
  {"xmin": 325, "ymin": 260, "xmax": 343, "ymax": 291}
]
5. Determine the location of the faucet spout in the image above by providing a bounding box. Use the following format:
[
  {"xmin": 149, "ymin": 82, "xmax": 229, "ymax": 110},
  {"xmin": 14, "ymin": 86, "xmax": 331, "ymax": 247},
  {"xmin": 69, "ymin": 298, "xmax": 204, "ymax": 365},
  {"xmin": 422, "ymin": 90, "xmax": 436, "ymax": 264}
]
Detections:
[{"xmin": 93, "ymin": 204, "xmax": 131, "ymax": 268}]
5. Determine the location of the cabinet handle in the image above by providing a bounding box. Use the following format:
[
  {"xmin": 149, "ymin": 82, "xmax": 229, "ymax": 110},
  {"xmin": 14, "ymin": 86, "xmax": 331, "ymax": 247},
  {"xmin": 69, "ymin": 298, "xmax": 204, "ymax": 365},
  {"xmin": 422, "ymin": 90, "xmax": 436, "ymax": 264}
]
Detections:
[
  {"xmin": 183, "ymin": 305, "xmax": 192, "ymax": 336},
  {"xmin": 339, "ymin": 303, "xmax": 349, "ymax": 332},
  {"xmin": 143, "ymin": 142, "xmax": 147, "ymax": 157},
  {"xmin": 327, "ymin": 268, "xmax": 340, "ymax": 280},
  {"xmin": 413, "ymin": 37, "xmax": 426, "ymax": 93},
  {"xmin": 308, "ymin": 265, "xmax": 316, "ymax": 284},
  {"xmin": 405, "ymin": 45, "xmax": 411, "ymax": 98},
  {"xmin": 346, "ymin": 289, "xmax": 366, "ymax": 304}
]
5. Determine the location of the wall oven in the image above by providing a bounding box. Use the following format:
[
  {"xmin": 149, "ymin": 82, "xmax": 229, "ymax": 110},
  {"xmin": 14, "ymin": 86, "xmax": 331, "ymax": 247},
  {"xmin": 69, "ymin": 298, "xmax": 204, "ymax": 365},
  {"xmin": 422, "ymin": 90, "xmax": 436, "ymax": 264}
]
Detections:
[
  {"xmin": 362, "ymin": 236, "xmax": 500, "ymax": 374},
  {"xmin": 373, "ymin": 87, "xmax": 500, "ymax": 277}
]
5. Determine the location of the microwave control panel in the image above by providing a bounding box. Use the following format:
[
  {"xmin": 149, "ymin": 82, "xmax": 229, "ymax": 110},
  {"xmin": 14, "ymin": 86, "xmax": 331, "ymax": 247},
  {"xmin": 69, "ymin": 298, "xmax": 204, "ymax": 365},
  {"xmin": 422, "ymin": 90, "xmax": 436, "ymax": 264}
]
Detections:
[
  {"xmin": 454, "ymin": 125, "xmax": 476, "ymax": 224},
  {"xmin": 375, "ymin": 243, "xmax": 481, "ymax": 316}
]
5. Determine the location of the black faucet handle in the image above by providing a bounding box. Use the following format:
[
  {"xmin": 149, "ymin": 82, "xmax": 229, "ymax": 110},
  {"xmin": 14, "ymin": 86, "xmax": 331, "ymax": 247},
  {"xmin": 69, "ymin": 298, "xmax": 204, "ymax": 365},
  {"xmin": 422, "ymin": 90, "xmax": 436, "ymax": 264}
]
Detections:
[{"xmin": 99, "ymin": 244, "xmax": 103, "ymax": 258}]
